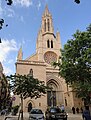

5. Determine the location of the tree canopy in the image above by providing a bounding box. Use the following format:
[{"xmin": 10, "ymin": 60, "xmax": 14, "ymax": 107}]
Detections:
[
  {"xmin": 74, "ymin": 0, "xmax": 80, "ymax": 4},
  {"xmin": 7, "ymin": 74, "xmax": 50, "ymax": 120},
  {"xmin": 0, "ymin": 74, "xmax": 11, "ymax": 110},
  {"xmin": 53, "ymin": 24, "xmax": 91, "ymax": 105},
  {"xmin": 7, "ymin": 74, "xmax": 49, "ymax": 99}
]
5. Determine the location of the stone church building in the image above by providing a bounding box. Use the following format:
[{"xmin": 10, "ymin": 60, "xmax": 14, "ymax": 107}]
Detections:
[{"xmin": 14, "ymin": 6, "xmax": 83, "ymax": 112}]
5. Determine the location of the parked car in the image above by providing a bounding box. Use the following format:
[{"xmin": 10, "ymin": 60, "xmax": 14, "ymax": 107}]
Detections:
[
  {"xmin": 45, "ymin": 107, "xmax": 68, "ymax": 120},
  {"xmin": 0, "ymin": 109, "xmax": 9, "ymax": 115},
  {"xmin": 29, "ymin": 108, "xmax": 44, "ymax": 120}
]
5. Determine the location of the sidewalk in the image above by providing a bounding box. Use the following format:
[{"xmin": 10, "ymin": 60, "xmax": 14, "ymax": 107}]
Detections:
[{"xmin": 68, "ymin": 113, "xmax": 83, "ymax": 120}]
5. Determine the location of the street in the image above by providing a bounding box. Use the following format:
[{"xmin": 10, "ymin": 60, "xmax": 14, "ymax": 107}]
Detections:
[{"xmin": 0, "ymin": 113, "xmax": 83, "ymax": 120}]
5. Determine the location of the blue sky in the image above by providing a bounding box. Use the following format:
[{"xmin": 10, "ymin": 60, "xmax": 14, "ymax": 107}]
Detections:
[{"xmin": 0, "ymin": 0, "xmax": 91, "ymax": 75}]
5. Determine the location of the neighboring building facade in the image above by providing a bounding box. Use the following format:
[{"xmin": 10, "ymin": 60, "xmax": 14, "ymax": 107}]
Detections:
[
  {"xmin": 0, "ymin": 62, "xmax": 3, "ymax": 78},
  {"xmin": 15, "ymin": 6, "xmax": 83, "ymax": 112}
]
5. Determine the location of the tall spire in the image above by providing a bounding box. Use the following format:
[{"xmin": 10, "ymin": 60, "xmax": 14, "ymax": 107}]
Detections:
[
  {"xmin": 41, "ymin": 5, "xmax": 54, "ymax": 34},
  {"xmin": 43, "ymin": 4, "xmax": 50, "ymax": 16}
]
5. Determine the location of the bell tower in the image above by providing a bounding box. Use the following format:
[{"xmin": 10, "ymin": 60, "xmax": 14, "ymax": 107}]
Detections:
[{"xmin": 36, "ymin": 5, "xmax": 62, "ymax": 63}]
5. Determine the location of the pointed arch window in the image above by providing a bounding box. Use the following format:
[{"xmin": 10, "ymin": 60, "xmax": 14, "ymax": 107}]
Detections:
[
  {"xmin": 28, "ymin": 69, "xmax": 33, "ymax": 77},
  {"xmin": 48, "ymin": 19, "xmax": 50, "ymax": 31},
  {"xmin": 44, "ymin": 20, "xmax": 46, "ymax": 32},
  {"xmin": 51, "ymin": 40, "xmax": 53, "ymax": 48},
  {"xmin": 47, "ymin": 40, "xmax": 50, "ymax": 48}
]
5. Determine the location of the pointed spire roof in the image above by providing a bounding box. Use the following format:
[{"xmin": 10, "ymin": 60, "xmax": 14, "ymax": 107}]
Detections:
[
  {"xmin": 17, "ymin": 46, "xmax": 23, "ymax": 61},
  {"xmin": 19, "ymin": 46, "xmax": 22, "ymax": 53},
  {"xmin": 43, "ymin": 4, "xmax": 50, "ymax": 16}
]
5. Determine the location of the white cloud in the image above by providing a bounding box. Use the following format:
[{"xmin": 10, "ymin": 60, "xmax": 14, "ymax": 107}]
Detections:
[
  {"xmin": 13, "ymin": 0, "xmax": 33, "ymax": 7},
  {"xmin": 3, "ymin": 66, "xmax": 12, "ymax": 75},
  {"xmin": 7, "ymin": 8, "xmax": 15, "ymax": 18},
  {"xmin": 0, "ymin": 1, "xmax": 15, "ymax": 18},
  {"xmin": 37, "ymin": 1, "xmax": 41, "ymax": 10},
  {"xmin": 8, "ymin": 59, "xmax": 13, "ymax": 64},
  {"xmin": 0, "ymin": 39, "xmax": 18, "ymax": 75},
  {"xmin": 0, "ymin": 39, "xmax": 18, "ymax": 62}
]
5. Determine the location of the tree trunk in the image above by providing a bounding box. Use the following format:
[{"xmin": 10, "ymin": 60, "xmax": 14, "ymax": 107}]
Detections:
[{"xmin": 20, "ymin": 94, "xmax": 23, "ymax": 120}]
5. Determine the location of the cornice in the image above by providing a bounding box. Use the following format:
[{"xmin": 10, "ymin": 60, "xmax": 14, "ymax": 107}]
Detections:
[{"xmin": 15, "ymin": 60, "xmax": 46, "ymax": 66}]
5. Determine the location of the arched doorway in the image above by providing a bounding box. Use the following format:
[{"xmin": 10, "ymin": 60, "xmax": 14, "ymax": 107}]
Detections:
[
  {"xmin": 47, "ymin": 80, "xmax": 57, "ymax": 107},
  {"xmin": 28, "ymin": 102, "xmax": 32, "ymax": 112}
]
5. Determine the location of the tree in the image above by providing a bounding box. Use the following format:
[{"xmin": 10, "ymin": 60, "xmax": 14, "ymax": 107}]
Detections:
[
  {"xmin": 74, "ymin": 0, "xmax": 80, "ymax": 4},
  {"xmin": 6, "ymin": 0, "xmax": 13, "ymax": 5},
  {"xmin": 7, "ymin": 74, "xmax": 49, "ymax": 120},
  {"xmin": 0, "ymin": 74, "xmax": 11, "ymax": 111},
  {"xmin": 53, "ymin": 24, "xmax": 91, "ymax": 105}
]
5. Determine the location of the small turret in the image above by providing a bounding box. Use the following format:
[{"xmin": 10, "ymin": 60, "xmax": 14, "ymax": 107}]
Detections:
[
  {"xmin": 17, "ymin": 46, "xmax": 23, "ymax": 61},
  {"xmin": 36, "ymin": 29, "xmax": 42, "ymax": 53},
  {"xmin": 56, "ymin": 31, "xmax": 62, "ymax": 49}
]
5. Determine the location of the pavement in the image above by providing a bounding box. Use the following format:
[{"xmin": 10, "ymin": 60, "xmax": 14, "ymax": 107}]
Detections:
[
  {"xmin": 0, "ymin": 112, "xmax": 83, "ymax": 120},
  {"xmin": 67, "ymin": 113, "xmax": 83, "ymax": 120}
]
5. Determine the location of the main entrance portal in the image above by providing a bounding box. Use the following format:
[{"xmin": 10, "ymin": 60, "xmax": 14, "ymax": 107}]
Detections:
[
  {"xmin": 47, "ymin": 79, "xmax": 58, "ymax": 107},
  {"xmin": 47, "ymin": 91, "xmax": 56, "ymax": 106}
]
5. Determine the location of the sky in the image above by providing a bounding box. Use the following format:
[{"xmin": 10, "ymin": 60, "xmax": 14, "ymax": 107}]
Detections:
[{"xmin": 0, "ymin": 0, "xmax": 91, "ymax": 75}]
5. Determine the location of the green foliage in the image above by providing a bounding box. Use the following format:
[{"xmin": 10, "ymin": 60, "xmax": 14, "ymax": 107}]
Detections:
[
  {"xmin": 12, "ymin": 105, "xmax": 19, "ymax": 115},
  {"xmin": 53, "ymin": 24, "xmax": 91, "ymax": 104},
  {"xmin": 0, "ymin": 19, "xmax": 4, "ymax": 30},
  {"xmin": 7, "ymin": 74, "xmax": 50, "ymax": 120},
  {"xmin": 6, "ymin": 0, "xmax": 13, "ymax": 5},
  {"xmin": 0, "ymin": 74, "xmax": 11, "ymax": 110},
  {"xmin": 74, "ymin": 0, "xmax": 80, "ymax": 4},
  {"xmin": 7, "ymin": 74, "xmax": 49, "ymax": 99}
]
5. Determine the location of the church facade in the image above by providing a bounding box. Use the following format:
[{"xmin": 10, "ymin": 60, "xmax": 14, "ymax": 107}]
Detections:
[{"xmin": 15, "ymin": 6, "xmax": 83, "ymax": 112}]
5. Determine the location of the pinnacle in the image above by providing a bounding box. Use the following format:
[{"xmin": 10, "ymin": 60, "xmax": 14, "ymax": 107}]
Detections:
[{"xmin": 43, "ymin": 4, "xmax": 50, "ymax": 16}]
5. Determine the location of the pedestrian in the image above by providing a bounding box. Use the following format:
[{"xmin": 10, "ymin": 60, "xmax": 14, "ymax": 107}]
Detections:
[
  {"xmin": 76, "ymin": 107, "xmax": 79, "ymax": 114},
  {"xmin": 72, "ymin": 107, "xmax": 75, "ymax": 114},
  {"xmin": 80, "ymin": 107, "xmax": 83, "ymax": 113},
  {"xmin": 82, "ymin": 106, "xmax": 91, "ymax": 120},
  {"xmin": 60, "ymin": 105, "xmax": 65, "ymax": 113}
]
